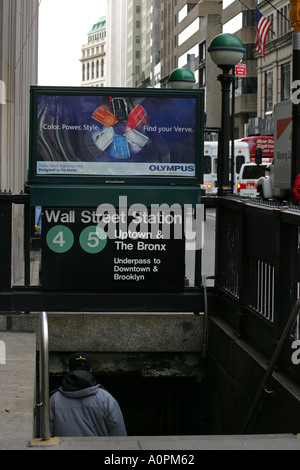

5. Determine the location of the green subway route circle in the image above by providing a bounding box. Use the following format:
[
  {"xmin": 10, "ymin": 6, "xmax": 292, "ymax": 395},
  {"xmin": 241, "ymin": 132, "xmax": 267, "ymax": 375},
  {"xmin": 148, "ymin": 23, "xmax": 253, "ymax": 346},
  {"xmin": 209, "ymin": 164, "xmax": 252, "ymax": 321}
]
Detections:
[
  {"xmin": 46, "ymin": 225, "xmax": 74, "ymax": 253},
  {"xmin": 79, "ymin": 226, "xmax": 107, "ymax": 253}
]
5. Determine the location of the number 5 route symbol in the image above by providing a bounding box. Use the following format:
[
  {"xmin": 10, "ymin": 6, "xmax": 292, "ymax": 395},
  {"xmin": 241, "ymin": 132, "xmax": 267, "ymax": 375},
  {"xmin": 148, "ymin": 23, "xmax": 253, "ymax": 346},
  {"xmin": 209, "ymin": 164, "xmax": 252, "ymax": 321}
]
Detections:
[
  {"xmin": 46, "ymin": 225, "xmax": 74, "ymax": 253},
  {"xmin": 79, "ymin": 226, "xmax": 107, "ymax": 254}
]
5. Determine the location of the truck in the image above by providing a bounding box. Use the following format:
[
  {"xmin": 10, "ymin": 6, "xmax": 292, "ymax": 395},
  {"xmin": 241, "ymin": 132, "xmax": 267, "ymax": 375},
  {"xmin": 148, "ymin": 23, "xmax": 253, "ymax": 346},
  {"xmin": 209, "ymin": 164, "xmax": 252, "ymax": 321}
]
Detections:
[
  {"xmin": 256, "ymin": 100, "xmax": 292, "ymax": 199},
  {"xmin": 239, "ymin": 135, "xmax": 274, "ymax": 163}
]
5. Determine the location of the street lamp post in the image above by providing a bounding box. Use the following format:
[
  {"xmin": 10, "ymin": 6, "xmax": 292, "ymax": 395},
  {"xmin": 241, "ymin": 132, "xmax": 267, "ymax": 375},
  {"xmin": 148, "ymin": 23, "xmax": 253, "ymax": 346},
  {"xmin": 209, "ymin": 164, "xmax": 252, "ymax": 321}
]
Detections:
[{"xmin": 208, "ymin": 34, "xmax": 245, "ymax": 196}]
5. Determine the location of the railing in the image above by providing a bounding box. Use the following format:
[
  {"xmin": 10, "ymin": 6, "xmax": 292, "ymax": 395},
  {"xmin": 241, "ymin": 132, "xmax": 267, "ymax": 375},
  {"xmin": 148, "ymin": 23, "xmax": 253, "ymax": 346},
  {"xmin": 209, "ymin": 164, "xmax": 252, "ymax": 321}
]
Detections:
[
  {"xmin": 2, "ymin": 192, "xmax": 300, "ymax": 386},
  {"xmin": 38, "ymin": 311, "xmax": 50, "ymax": 440},
  {"xmin": 215, "ymin": 196, "xmax": 300, "ymax": 383},
  {"xmin": 0, "ymin": 191, "xmax": 210, "ymax": 314}
]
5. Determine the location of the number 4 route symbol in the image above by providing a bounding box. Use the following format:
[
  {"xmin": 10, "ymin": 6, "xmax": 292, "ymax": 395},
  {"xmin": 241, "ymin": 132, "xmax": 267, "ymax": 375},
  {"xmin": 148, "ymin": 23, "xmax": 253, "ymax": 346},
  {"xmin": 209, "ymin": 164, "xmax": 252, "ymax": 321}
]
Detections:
[{"xmin": 46, "ymin": 225, "xmax": 74, "ymax": 253}]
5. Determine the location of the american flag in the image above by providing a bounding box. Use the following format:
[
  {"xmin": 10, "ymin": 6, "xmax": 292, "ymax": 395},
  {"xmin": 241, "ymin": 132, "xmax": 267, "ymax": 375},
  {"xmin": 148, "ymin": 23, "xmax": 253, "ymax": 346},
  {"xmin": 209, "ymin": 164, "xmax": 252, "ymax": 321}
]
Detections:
[{"xmin": 255, "ymin": 7, "xmax": 272, "ymax": 59}]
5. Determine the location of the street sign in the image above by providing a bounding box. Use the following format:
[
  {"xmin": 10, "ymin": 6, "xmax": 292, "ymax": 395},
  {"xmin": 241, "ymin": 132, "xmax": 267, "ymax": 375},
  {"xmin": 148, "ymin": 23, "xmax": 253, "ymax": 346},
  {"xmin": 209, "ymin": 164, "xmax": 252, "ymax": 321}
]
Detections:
[
  {"xmin": 235, "ymin": 63, "xmax": 246, "ymax": 77},
  {"xmin": 41, "ymin": 207, "xmax": 186, "ymax": 292}
]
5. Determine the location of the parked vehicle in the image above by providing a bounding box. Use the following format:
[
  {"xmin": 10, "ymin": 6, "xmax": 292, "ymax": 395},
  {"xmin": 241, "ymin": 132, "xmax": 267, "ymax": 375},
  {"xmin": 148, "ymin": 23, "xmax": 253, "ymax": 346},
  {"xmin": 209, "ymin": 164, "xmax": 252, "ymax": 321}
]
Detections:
[
  {"xmin": 203, "ymin": 140, "xmax": 250, "ymax": 195},
  {"xmin": 236, "ymin": 162, "xmax": 268, "ymax": 196},
  {"xmin": 239, "ymin": 135, "xmax": 274, "ymax": 163},
  {"xmin": 256, "ymin": 100, "xmax": 292, "ymax": 199}
]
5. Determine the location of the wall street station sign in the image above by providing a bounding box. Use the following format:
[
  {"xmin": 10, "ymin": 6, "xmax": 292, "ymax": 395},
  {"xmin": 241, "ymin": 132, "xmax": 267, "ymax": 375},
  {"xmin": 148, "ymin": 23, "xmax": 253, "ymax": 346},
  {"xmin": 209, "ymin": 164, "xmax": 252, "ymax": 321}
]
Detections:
[{"xmin": 41, "ymin": 206, "xmax": 186, "ymax": 292}]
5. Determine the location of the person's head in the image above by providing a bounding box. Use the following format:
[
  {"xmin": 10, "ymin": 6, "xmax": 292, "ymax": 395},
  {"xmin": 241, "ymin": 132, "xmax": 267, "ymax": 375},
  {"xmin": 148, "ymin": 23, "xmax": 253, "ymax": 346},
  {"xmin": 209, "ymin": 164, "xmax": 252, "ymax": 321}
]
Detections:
[{"xmin": 68, "ymin": 352, "xmax": 92, "ymax": 372}]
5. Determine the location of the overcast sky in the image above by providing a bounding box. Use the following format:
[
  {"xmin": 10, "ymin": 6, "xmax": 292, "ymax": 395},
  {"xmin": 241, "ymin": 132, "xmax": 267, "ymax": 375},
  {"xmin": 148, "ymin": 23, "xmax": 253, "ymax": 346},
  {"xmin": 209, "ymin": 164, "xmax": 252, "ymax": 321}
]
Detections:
[{"xmin": 38, "ymin": 0, "xmax": 107, "ymax": 86}]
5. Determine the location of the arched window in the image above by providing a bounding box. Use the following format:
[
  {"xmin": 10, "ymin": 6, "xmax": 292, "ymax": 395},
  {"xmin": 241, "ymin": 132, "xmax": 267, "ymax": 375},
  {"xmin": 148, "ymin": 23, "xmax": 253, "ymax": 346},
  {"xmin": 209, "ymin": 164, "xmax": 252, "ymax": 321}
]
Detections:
[
  {"xmin": 96, "ymin": 60, "xmax": 99, "ymax": 78},
  {"xmin": 101, "ymin": 59, "xmax": 104, "ymax": 77},
  {"xmin": 92, "ymin": 62, "xmax": 95, "ymax": 79},
  {"xmin": 82, "ymin": 64, "xmax": 85, "ymax": 82},
  {"xmin": 87, "ymin": 63, "xmax": 90, "ymax": 80}
]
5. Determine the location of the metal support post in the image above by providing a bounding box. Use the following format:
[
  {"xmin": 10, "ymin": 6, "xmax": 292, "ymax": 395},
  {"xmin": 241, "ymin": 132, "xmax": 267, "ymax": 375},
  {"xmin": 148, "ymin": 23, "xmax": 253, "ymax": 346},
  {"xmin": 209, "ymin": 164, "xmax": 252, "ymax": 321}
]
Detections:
[
  {"xmin": 39, "ymin": 311, "xmax": 50, "ymax": 440},
  {"xmin": 217, "ymin": 70, "xmax": 234, "ymax": 196},
  {"xmin": 29, "ymin": 311, "xmax": 60, "ymax": 447},
  {"xmin": 290, "ymin": 0, "xmax": 300, "ymax": 192},
  {"xmin": 0, "ymin": 195, "xmax": 12, "ymax": 291}
]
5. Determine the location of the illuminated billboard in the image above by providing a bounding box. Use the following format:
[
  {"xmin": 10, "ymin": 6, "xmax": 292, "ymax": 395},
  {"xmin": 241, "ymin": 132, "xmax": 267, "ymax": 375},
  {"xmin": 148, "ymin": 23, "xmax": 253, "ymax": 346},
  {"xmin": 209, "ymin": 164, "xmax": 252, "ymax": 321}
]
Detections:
[{"xmin": 28, "ymin": 86, "xmax": 204, "ymax": 186}]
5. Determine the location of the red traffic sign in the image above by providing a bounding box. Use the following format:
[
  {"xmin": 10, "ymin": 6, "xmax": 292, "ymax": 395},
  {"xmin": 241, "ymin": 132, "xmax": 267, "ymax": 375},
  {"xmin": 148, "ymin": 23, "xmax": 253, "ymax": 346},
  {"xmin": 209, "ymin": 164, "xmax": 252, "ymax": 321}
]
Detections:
[{"xmin": 235, "ymin": 63, "xmax": 246, "ymax": 77}]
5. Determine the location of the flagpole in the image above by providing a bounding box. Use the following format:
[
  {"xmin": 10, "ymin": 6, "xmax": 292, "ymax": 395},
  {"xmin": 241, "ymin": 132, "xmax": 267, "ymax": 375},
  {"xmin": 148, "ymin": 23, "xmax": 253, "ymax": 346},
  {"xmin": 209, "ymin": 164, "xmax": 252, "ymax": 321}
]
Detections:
[{"xmin": 290, "ymin": 0, "xmax": 300, "ymax": 195}]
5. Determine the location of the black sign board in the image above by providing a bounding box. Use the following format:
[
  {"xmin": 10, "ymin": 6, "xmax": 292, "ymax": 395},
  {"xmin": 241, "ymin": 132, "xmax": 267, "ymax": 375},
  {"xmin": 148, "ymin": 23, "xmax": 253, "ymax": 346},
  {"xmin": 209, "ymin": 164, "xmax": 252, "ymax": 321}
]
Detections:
[{"xmin": 41, "ymin": 207, "xmax": 185, "ymax": 292}]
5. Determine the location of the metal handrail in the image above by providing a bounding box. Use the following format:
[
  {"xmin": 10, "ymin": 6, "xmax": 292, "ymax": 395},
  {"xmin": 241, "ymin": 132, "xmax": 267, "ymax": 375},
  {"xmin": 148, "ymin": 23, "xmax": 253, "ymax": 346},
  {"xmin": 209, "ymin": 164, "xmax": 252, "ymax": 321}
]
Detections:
[{"xmin": 39, "ymin": 311, "xmax": 50, "ymax": 440}]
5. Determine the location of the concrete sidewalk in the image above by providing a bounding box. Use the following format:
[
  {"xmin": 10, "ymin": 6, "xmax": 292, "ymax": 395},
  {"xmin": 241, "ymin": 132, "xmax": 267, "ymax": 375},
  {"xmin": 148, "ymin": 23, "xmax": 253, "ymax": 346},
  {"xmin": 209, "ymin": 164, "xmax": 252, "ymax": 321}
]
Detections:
[
  {"xmin": 0, "ymin": 331, "xmax": 36, "ymax": 449},
  {"xmin": 1, "ymin": 331, "xmax": 300, "ymax": 450},
  {"xmin": 3, "ymin": 433, "xmax": 300, "ymax": 451}
]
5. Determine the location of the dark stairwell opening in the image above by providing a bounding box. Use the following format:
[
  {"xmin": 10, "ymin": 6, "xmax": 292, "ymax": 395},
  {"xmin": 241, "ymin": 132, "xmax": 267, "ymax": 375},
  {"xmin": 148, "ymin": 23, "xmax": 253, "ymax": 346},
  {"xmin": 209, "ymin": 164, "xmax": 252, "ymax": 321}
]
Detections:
[{"xmin": 49, "ymin": 374, "xmax": 205, "ymax": 436}]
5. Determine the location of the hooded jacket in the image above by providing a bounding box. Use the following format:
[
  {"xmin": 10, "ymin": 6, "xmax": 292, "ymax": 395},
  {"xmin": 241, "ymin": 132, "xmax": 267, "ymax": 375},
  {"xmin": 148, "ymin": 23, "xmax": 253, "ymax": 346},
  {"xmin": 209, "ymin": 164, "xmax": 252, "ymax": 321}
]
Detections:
[{"xmin": 50, "ymin": 370, "xmax": 127, "ymax": 437}]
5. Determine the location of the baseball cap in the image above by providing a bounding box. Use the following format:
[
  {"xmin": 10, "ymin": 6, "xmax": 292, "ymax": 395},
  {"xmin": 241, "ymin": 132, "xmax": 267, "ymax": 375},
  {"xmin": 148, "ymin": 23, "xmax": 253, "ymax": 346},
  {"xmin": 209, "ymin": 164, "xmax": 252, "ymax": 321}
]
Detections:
[{"xmin": 69, "ymin": 352, "xmax": 92, "ymax": 371}]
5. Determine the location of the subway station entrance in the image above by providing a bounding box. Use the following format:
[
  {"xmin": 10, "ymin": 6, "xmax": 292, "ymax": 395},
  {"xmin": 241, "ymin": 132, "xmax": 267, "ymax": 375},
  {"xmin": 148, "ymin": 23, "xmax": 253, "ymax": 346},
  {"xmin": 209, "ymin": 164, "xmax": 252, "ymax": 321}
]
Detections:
[{"xmin": 1, "ymin": 85, "xmax": 300, "ymax": 446}]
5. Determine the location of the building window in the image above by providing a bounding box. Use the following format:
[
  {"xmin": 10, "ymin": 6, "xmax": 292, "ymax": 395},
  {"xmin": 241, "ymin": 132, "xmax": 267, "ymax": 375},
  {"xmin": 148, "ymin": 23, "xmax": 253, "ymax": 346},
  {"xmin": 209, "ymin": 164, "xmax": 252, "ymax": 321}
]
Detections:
[
  {"xmin": 266, "ymin": 14, "xmax": 274, "ymax": 43},
  {"xmin": 281, "ymin": 62, "xmax": 291, "ymax": 100},
  {"xmin": 235, "ymin": 77, "xmax": 257, "ymax": 96},
  {"xmin": 265, "ymin": 70, "xmax": 273, "ymax": 113},
  {"xmin": 243, "ymin": 77, "xmax": 257, "ymax": 94},
  {"xmin": 199, "ymin": 66, "xmax": 206, "ymax": 87},
  {"xmin": 278, "ymin": 4, "xmax": 290, "ymax": 36},
  {"xmin": 204, "ymin": 155, "xmax": 211, "ymax": 174},
  {"xmin": 136, "ymin": 35, "xmax": 140, "ymax": 44},
  {"xmin": 243, "ymin": 43, "xmax": 255, "ymax": 60},
  {"xmin": 96, "ymin": 60, "xmax": 99, "ymax": 78},
  {"xmin": 199, "ymin": 41, "xmax": 206, "ymax": 62},
  {"xmin": 101, "ymin": 59, "xmax": 104, "ymax": 77},
  {"xmin": 82, "ymin": 64, "xmax": 85, "ymax": 82},
  {"xmin": 243, "ymin": 10, "xmax": 256, "ymax": 27}
]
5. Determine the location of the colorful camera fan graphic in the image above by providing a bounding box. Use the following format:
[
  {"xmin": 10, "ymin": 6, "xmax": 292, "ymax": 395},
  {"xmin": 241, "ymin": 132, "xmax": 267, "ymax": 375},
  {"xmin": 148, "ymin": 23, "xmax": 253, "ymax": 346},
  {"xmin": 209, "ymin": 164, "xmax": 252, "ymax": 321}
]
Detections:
[{"xmin": 92, "ymin": 97, "xmax": 149, "ymax": 159}]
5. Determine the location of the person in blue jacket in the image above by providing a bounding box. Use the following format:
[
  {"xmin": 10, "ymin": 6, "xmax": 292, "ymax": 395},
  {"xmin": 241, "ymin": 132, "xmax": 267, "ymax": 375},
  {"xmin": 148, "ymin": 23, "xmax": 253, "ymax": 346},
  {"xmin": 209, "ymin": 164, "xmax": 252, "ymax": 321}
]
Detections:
[{"xmin": 50, "ymin": 352, "xmax": 127, "ymax": 437}]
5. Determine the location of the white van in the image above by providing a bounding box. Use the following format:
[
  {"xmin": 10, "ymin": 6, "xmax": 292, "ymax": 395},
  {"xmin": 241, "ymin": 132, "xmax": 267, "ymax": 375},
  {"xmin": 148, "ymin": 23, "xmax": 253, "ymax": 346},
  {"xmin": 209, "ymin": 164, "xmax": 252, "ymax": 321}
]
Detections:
[
  {"xmin": 236, "ymin": 162, "xmax": 268, "ymax": 196},
  {"xmin": 203, "ymin": 141, "xmax": 250, "ymax": 195}
]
